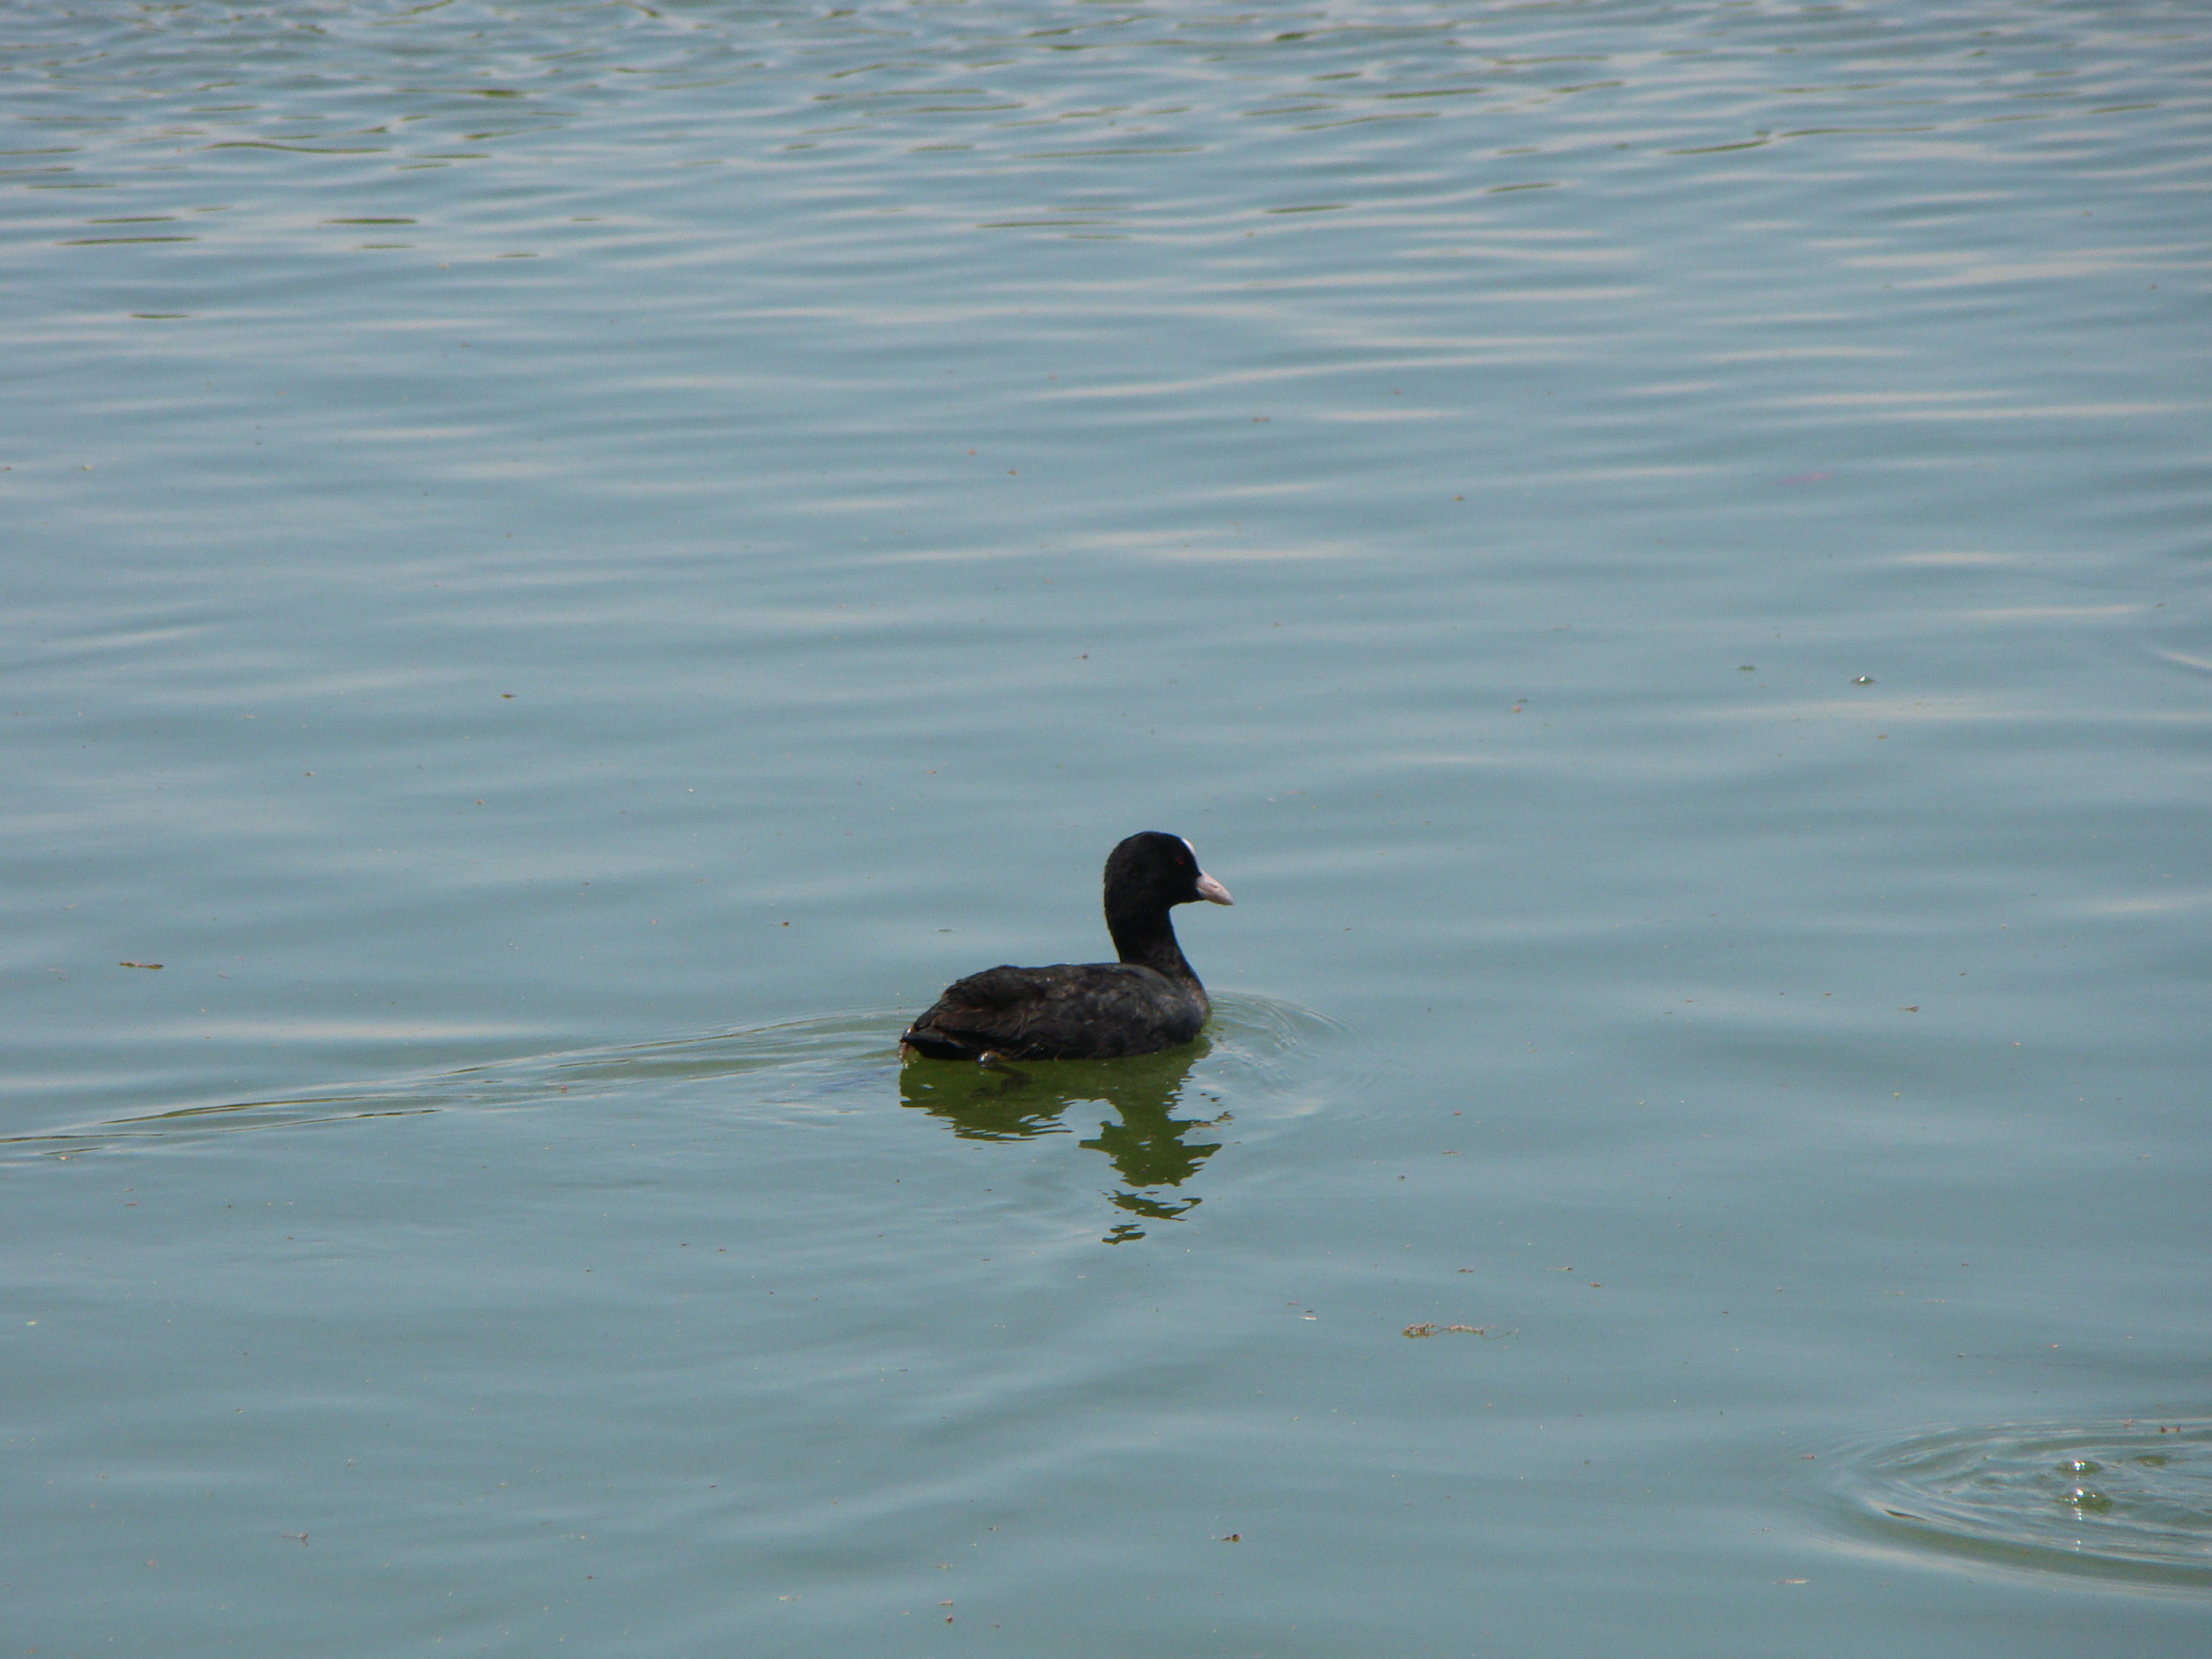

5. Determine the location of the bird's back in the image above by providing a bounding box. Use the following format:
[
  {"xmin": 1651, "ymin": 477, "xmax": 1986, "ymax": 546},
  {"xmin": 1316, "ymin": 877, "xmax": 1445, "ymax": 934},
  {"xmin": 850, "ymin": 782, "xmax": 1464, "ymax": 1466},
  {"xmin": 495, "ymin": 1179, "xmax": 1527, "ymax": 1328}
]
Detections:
[{"xmin": 902, "ymin": 961, "xmax": 1207, "ymax": 1061}]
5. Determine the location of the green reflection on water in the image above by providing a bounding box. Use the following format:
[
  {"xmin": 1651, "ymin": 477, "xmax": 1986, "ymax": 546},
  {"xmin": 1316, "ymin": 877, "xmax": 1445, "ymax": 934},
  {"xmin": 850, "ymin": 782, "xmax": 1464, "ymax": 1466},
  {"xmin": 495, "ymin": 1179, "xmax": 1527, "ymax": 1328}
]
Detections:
[{"xmin": 899, "ymin": 1040, "xmax": 1224, "ymax": 1238}]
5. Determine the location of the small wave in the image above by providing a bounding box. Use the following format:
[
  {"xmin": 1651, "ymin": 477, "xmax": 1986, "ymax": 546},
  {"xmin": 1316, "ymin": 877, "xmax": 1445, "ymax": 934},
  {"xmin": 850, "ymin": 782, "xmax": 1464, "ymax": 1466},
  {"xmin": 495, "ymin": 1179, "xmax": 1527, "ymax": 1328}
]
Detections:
[
  {"xmin": 1, "ymin": 995, "xmax": 1356, "ymax": 1160},
  {"xmin": 1822, "ymin": 1417, "xmax": 2212, "ymax": 1592},
  {"xmin": 2138, "ymin": 600, "xmax": 2212, "ymax": 680},
  {"xmin": 0, "ymin": 1010, "xmax": 908, "ymax": 1160},
  {"xmin": 1199, "ymin": 990, "xmax": 1372, "ymax": 1116}
]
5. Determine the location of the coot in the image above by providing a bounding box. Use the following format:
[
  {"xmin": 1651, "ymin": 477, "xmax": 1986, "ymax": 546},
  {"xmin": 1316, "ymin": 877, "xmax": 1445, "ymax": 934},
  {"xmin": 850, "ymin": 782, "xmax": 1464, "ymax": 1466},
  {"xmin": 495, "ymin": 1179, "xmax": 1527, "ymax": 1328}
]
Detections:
[{"xmin": 901, "ymin": 831, "xmax": 1234, "ymax": 1062}]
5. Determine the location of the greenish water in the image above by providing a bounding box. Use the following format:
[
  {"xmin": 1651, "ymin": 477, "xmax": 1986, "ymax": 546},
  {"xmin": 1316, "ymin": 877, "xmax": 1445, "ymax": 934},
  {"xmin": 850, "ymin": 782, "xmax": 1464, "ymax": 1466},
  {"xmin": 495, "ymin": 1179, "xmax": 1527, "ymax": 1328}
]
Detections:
[{"xmin": 4, "ymin": 1, "xmax": 2209, "ymax": 1651}]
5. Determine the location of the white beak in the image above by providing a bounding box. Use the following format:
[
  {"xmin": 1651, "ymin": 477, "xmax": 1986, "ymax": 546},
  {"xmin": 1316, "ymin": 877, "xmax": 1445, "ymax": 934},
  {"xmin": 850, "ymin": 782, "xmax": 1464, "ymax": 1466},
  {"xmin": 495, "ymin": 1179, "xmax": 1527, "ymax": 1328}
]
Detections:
[{"xmin": 1195, "ymin": 871, "xmax": 1234, "ymax": 906}]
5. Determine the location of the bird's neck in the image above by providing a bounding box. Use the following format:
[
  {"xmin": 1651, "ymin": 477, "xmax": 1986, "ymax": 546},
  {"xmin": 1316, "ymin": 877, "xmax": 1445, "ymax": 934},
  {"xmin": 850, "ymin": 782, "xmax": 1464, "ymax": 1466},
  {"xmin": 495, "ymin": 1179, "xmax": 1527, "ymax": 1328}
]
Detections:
[{"xmin": 1107, "ymin": 903, "xmax": 1196, "ymax": 982}]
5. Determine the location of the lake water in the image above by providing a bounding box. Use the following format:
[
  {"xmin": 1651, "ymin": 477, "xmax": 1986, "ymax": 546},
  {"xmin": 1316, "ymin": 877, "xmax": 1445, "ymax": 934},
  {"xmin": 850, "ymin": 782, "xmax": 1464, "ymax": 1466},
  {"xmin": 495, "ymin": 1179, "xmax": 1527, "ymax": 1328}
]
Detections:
[{"xmin": 5, "ymin": 0, "xmax": 2210, "ymax": 1651}]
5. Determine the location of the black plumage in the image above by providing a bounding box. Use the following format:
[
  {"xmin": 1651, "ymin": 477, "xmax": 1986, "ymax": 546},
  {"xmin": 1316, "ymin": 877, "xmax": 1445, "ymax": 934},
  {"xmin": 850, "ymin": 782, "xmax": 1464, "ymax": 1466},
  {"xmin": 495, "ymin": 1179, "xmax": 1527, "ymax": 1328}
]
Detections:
[{"xmin": 901, "ymin": 831, "xmax": 1234, "ymax": 1062}]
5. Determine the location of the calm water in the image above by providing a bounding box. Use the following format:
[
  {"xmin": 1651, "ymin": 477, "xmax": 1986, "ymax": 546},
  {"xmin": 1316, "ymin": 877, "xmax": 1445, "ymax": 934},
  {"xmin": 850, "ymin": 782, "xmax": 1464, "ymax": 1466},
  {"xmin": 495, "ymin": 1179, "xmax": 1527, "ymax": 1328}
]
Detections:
[{"xmin": 5, "ymin": 0, "xmax": 2210, "ymax": 1651}]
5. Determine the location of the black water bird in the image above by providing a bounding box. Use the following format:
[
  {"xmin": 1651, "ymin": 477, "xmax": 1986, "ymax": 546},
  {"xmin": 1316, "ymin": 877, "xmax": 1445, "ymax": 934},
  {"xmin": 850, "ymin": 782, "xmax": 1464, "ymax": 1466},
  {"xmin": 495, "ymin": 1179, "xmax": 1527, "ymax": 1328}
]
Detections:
[{"xmin": 901, "ymin": 832, "xmax": 1233, "ymax": 1062}]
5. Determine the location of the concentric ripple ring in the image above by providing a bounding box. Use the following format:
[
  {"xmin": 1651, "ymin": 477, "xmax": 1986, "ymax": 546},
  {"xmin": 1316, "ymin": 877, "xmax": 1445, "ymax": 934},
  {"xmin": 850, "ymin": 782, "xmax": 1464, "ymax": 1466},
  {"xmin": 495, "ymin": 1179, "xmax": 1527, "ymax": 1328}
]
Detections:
[{"xmin": 1825, "ymin": 1418, "xmax": 2212, "ymax": 1591}]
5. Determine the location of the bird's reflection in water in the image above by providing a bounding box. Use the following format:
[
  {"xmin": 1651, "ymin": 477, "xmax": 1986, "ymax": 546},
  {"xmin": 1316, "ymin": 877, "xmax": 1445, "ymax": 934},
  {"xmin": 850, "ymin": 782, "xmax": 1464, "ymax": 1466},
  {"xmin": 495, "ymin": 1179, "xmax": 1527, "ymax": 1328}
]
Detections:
[{"xmin": 897, "ymin": 1039, "xmax": 1223, "ymax": 1242}]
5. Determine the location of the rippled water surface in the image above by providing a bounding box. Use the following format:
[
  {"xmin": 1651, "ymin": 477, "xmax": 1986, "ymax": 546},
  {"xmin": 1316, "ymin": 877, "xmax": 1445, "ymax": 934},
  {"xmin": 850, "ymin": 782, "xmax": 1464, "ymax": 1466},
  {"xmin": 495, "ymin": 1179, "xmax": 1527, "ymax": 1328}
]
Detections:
[
  {"xmin": 1830, "ymin": 1418, "xmax": 2212, "ymax": 1589},
  {"xmin": 6, "ymin": 1, "xmax": 2211, "ymax": 1653}
]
